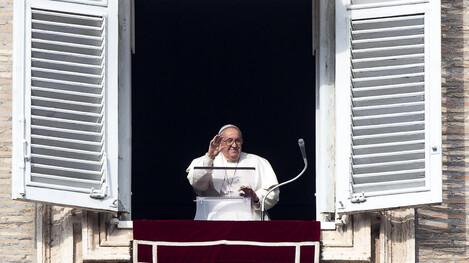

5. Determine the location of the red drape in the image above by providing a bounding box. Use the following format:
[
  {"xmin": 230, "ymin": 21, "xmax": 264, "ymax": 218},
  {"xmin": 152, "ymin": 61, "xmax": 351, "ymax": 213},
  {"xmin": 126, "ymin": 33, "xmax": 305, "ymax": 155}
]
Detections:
[{"xmin": 133, "ymin": 220, "xmax": 320, "ymax": 263}]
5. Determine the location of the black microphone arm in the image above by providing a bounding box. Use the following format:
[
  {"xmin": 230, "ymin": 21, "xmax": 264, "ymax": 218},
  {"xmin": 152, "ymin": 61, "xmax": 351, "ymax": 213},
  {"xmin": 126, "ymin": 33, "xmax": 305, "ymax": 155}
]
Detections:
[{"xmin": 260, "ymin": 138, "xmax": 308, "ymax": 221}]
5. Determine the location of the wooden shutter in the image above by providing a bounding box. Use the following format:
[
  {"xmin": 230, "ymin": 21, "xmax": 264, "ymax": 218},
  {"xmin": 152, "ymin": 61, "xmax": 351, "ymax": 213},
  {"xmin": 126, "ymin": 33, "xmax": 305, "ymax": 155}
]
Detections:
[
  {"xmin": 12, "ymin": 0, "xmax": 125, "ymax": 212},
  {"xmin": 335, "ymin": 0, "xmax": 441, "ymax": 213}
]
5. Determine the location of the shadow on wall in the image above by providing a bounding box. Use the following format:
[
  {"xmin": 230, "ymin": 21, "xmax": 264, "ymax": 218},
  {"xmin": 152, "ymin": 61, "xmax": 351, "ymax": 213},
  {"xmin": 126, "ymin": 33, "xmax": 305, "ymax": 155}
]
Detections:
[{"xmin": 416, "ymin": 0, "xmax": 468, "ymax": 260}]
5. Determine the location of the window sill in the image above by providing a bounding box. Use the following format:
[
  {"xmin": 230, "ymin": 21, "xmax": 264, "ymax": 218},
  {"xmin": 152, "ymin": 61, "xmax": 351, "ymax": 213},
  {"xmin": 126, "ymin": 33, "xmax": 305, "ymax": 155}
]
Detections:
[{"xmin": 117, "ymin": 220, "xmax": 133, "ymax": 229}]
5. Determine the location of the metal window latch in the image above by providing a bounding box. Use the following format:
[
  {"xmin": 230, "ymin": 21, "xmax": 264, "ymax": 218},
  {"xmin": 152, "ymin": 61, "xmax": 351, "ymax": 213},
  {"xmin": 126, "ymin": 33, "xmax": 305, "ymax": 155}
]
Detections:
[
  {"xmin": 89, "ymin": 172, "xmax": 108, "ymax": 199},
  {"xmin": 350, "ymin": 192, "xmax": 366, "ymax": 203},
  {"xmin": 23, "ymin": 140, "xmax": 30, "ymax": 162},
  {"xmin": 90, "ymin": 188, "xmax": 107, "ymax": 199},
  {"xmin": 89, "ymin": 153, "xmax": 109, "ymax": 200},
  {"xmin": 89, "ymin": 174, "xmax": 108, "ymax": 199},
  {"xmin": 90, "ymin": 153, "xmax": 109, "ymax": 199}
]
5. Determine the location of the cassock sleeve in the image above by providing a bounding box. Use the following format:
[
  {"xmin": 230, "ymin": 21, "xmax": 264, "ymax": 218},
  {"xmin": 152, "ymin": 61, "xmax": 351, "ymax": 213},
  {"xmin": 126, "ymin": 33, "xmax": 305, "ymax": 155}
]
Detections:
[
  {"xmin": 253, "ymin": 157, "xmax": 279, "ymax": 211},
  {"xmin": 186, "ymin": 154, "xmax": 214, "ymax": 192}
]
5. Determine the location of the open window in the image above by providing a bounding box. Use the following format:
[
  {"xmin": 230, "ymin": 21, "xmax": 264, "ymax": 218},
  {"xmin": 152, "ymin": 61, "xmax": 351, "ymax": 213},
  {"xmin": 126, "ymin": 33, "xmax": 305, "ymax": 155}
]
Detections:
[
  {"xmin": 331, "ymin": 0, "xmax": 442, "ymax": 213},
  {"xmin": 12, "ymin": 0, "xmax": 131, "ymax": 212},
  {"xmin": 130, "ymin": 0, "xmax": 316, "ymax": 220},
  {"xmin": 12, "ymin": 0, "xmax": 315, "ymax": 220}
]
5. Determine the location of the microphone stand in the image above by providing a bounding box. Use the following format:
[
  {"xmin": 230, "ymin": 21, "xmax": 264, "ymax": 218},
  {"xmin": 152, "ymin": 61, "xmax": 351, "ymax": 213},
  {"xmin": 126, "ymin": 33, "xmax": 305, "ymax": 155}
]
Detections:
[{"xmin": 261, "ymin": 139, "xmax": 308, "ymax": 221}]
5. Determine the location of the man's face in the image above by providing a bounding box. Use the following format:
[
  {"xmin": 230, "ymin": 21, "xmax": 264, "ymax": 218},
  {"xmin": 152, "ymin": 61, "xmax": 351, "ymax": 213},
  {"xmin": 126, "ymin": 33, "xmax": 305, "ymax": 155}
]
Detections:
[{"xmin": 220, "ymin": 127, "xmax": 243, "ymax": 162}]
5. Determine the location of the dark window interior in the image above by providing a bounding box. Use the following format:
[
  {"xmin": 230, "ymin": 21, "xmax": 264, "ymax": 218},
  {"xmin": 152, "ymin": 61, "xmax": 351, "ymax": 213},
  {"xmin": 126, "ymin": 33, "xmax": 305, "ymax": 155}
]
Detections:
[{"xmin": 132, "ymin": 0, "xmax": 316, "ymax": 219}]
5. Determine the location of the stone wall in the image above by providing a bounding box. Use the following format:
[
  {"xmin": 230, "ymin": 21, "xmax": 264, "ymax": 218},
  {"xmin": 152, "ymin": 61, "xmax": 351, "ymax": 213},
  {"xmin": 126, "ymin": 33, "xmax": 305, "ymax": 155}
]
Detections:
[
  {"xmin": 0, "ymin": 0, "xmax": 35, "ymax": 262},
  {"xmin": 416, "ymin": 0, "xmax": 469, "ymax": 261}
]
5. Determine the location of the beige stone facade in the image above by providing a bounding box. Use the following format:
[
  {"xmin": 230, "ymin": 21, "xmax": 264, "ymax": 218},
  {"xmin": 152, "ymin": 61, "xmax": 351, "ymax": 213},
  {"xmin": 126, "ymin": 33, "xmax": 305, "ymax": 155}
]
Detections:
[
  {"xmin": 415, "ymin": 0, "xmax": 469, "ymax": 261},
  {"xmin": 0, "ymin": 0, "xmax": 34, "ymax": 262}
]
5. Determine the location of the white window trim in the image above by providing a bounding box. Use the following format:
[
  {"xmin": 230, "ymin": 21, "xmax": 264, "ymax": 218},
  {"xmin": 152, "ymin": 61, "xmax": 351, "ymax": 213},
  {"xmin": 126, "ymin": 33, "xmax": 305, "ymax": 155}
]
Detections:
[
  {"xmin": 315, "ymin": 0, "xmax": 337, "ymax": 224},
  {"xmin": 117, "ymin": 0, "xmax": 132, "ymax": 215}
]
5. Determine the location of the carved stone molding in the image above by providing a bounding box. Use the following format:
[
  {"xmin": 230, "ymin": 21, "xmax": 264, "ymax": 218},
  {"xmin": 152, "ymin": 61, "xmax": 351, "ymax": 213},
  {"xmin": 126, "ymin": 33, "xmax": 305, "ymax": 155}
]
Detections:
[
  {"xmin": 35, "ymin": 205, "xmax": 132, "ymax": 263},
  {"xmin": 321, "ymin": 214, "xmax": 372, "ymax": 261}
]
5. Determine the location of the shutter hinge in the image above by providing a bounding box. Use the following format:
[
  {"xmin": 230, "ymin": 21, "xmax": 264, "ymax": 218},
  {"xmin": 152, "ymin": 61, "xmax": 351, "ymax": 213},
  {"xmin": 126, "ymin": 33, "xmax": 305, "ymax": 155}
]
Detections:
[
  {"xmin": 90, "ymin": 188, "xmax": 107, "ymax": 199},
  {"xmin": 350, "ymin": 192, "xmax": 366, "ymax": 203},
  {"xmin": 23, "ymin": 140, "xmax": 30, "ymax": 163},
  {"xmin": 18, "ymin": 140, "xmax": 29, "ymax": 197}
]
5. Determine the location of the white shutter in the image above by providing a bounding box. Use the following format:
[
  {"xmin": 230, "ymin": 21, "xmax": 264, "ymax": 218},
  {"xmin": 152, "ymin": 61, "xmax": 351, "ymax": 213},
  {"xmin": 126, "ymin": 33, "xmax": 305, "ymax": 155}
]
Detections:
[
  {"xmin": 50, "ymin": 0, "xmax": 108, "ymax": 6},
  {"xmin": 350, "ymin": 0, "xmax": 429, "ymax": 6},
  {"xmin": 335, "ymin": 0, "xmax": 441, "ymax": 213},
  {"xmin": 12, "ymin": 0, "xmax": 125, "ymax": 212}
]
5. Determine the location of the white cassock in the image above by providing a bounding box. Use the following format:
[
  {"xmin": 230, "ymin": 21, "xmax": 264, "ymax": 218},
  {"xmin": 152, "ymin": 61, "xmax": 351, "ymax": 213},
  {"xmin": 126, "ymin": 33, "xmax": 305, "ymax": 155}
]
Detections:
[{"xmin": 186, "ymin": 152, "xmax": 279, "ymax": 220}]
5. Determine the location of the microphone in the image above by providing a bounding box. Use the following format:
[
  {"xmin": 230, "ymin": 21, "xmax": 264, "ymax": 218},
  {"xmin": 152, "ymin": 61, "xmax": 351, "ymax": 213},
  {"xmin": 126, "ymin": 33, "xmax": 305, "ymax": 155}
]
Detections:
[
  {"xmin": 261, "ymin": 138, "xmax": 308, "ymax": 220},
  {"xmin": 298, "ymin": 138, "xmax": 307, "ymax": 165}
]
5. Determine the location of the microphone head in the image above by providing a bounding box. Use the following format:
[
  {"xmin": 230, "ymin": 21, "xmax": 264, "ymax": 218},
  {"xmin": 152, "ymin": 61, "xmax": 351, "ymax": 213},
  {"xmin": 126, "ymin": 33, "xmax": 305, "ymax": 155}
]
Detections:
[
  {"xmin": 298, "ymin": 138, "xmax": 305, "ymax": 147},
  {"xmin": 298, "ymin": 138, "xmax": 307, "ymax": 164}
]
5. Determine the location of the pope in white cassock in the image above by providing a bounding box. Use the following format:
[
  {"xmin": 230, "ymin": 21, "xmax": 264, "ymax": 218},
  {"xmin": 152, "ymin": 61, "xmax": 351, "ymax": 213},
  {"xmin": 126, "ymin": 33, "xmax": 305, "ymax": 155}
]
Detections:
[{"xmin": 186, "ymin": 124, "xmax": 280, "ymax": 220}]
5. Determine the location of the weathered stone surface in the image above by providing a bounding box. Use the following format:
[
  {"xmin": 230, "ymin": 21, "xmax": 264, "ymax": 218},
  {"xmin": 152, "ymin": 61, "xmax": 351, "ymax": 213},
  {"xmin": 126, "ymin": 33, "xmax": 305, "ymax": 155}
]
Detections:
[
  {"xmin": 416, "ymin": 0, "xmax": 469, "ymax": 261},
  {"xmin": 0, "ymin": 1, "xmax": 34, "ymax": 262}
]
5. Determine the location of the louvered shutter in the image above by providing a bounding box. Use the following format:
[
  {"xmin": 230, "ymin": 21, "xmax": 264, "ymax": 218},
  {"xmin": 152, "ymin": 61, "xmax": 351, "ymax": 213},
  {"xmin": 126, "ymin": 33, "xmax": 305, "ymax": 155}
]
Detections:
[
  {"xmin": 335, "ymin": 0, "xmax": 442, "ymax": 213},
  {"xmin": 12, "ymin": 0, "xmax": 125, "ymax": 212}
]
